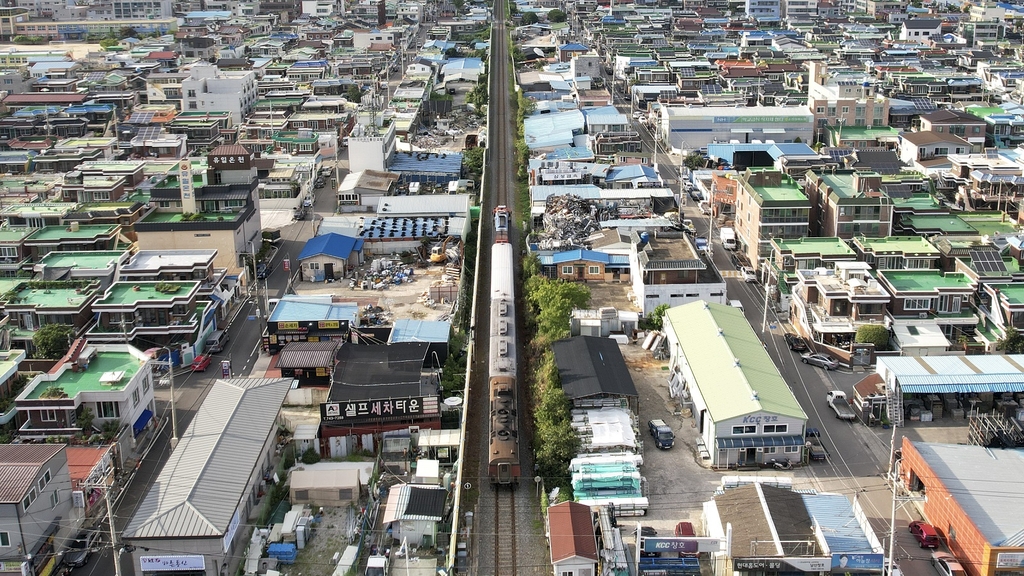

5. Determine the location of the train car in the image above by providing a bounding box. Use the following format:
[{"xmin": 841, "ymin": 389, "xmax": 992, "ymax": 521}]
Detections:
[
  {"xmin": 488, "ymin": 239, "xmax": 520, "ymax": 486},
  {"xmin": 494, "ymin": 205, "xmax": 510, "ymax": 243}
]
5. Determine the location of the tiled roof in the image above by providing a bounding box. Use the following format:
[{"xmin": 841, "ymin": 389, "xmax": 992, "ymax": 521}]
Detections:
[
  {"xmin": 0, "ymin": 444, "xmax": 64, "ymax": 503},
  {"xmin": 548, "ymin": 501, "xmax": 598, "ymax": 564}
]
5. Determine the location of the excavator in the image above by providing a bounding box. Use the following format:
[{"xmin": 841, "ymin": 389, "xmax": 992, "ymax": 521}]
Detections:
[{"xmin": 429, "ymin": 237, "xmax": 461, "ymax": 263}]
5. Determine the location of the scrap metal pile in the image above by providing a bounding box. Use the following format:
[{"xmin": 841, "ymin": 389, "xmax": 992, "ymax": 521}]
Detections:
[{"xmin": 536, "ymin": 194, "xmax": 600, "ymax": 250}]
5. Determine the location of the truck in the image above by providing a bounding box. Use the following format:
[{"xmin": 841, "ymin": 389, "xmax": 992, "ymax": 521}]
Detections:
[
  {"xmin": 805, "ymin": 428, "xmax": 827, "ymax": 461},
  {"xmin": 720, "ymin": 227, "xmax": 736, "ymax": 250},
  {"xmin": 826, "ymin": 390, "xmax": 858, "ymax": 421},
  {"xmin": 648, "ymin": 419, "xmax": 675, "ymax": 449},
  {"xmin": 365, "ymin": 555, "xmax": 388, "ymax": 576},
  {"xmin": 695, "ymin": 237, "xmax": 709, "ymax": 253}
]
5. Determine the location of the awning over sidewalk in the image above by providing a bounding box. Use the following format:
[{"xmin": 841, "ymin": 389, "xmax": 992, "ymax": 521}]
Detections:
[
  {"xmin": 133, "ymin": 409, "xmax": 153, "ymax": 436},
  {"xmin": 715, "ymin": 435, "xmax": 804, "ymax": 449}
]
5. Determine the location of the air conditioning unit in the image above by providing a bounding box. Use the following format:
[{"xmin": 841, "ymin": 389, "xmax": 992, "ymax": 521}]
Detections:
[{"xmin": 918, "ymin": 312, "xmax": 928, "ymax": 319}]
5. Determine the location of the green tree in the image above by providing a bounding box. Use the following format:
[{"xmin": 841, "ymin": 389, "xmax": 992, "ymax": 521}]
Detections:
[
  {"xmin": 346, "ymin": 84, "xmax": 363, "ymax": 104},
  {"xmin": 647, "ymin": 303, "xmax": 670, "ymax": 331},
  {"xmin": 526, "ymin": 278, "xmax": 590, "ymax": 342},
  {"xmin": 532, "ymin": 351, "xmax": 578, "ymax": 493},
  {"xmin": 99, "ymin": 38, "xmax": 119, "ymax": 49},
  {"xmin": 998, "ymin": 326, "xmax": 1024, "ymax": 353},
  {"xmin": 521, "ymin": 11, "xmax": 539, "ymax": 25},
  {"xmin": 300, "ymin": 447, "xmax": 321, "ymax": 464},
  {"xmin": 118, "ymin": 26, "xmax": 138, "ymax": 39},
  {"xmin": 547, "ymin": 8, "xmax": 567, "ymax": 22},
  {"xmin": 855, "ymin": 324, "xmax": 890, "ymax": 350},
  {"xmin": 33, "ymin": 324, "xmax": 75, "ymax": 359},
  {"xmin": 466, "ymin": 74, "xmax": 489, "ymax": 110},
  {"xmin": 78, "ymin": 407, "xmax": 95, "ymax": 434},
  {"xmin": 684, "ymin": 152, "xmax": 706, "ymax": 171},
  {"xmin": 462, "ymin": 147, "xmax": 484, "ymax": 182}
]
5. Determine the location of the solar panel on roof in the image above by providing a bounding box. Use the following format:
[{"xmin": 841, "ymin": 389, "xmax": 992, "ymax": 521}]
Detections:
[
  {"xmin": 969, "ymin": 248, "xmax": 1007, "ymax": 273},
  {"xmin": 678, "ymin": 67, "xmax": 696, "ymax": 78},
  {"xmin": 986, "ymin": 148, "xmax": 1000, "ymax": 159},
  {"xmin": 84, "ymin": 72, "xmax": 106, "ymax": 82},
  {"xmin": 701, "ymin": 84, "xmax": 723, "ymax": 94},
  {"xmin": 134, "ymin": 126, "xmax": 162, "ymax": 139},
  {"xmin": 828, "ymin": 148, "xmax": 853, "ymax": 162},
  {"xmin": 129, "ymin": 111, "xmax": 155, "ymax": 124}
]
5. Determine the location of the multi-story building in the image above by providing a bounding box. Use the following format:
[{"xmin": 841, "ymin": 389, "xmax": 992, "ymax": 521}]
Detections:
[
  {"xmin": 134, "ymin": 146, "xmax": 263, "ymax": 278},
  {"xmin": 781, "ymin": 0, "xmax": 817, "ymax": 19},
  {"xmin": 790, "ymin": 261, "xmax": 890, "ymax": 355},
  {"xmin": 0, "ymin": 445, "xmax": 72, "ymax": 575},
  {"xmin": 629, "ymin": 231, "xmax": 727, "ymax": 315},
  {"xmin": 803, "ymin": 170, "xmax": 894, "ymax": 239},
  {"xmin": 852, "ymin": 236, "xmax": 941, "ymax": 271},
  {"xmin": 0, "ymin": 281, "xmax": 101, "ymax": 352},
  {"xmin": 877, "ymin": 270, "xmax": 978, "ymax": 349},
  {"xmin": 744, "ymin": 0, "xmax": 780, "ymax": 20},
  {"xmin": 181, "ymin": 65, "xmax": 258, "ymax": 126},
  {"xmin": 86, "ymin": 280, "xmax": 214, "ymax": 348},
  {"xmin": 770, "ymin": 236, "xmax": 858, "ymax": 314},
  {"xmin": 918, "ymin": 109, "xmax": 988, "ymax": 153},
  {"xmin": 806, "ymin": 62, "xmax": 890, "ymax": 144},
  {"xmin": 733, "ymin": 169, "xmax": 812, "ymax": 271},
  {"xmin": 16, "ymin": 342, "xmax": 156, "ymax": 440}
]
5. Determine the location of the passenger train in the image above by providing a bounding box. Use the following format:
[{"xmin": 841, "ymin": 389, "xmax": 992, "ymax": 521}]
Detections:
[{"xmin": 488, "ymin": 205, "xmax": 520, "ymax": 486}]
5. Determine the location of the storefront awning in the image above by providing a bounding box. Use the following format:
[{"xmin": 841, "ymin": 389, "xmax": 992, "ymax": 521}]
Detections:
[
  {"xmin": 133, "ymin": 409, "xmax": 153, "ymax": 436},
  {"xmin": 715, "ymin": 435, "xmax": 804, "ymax": 449}
]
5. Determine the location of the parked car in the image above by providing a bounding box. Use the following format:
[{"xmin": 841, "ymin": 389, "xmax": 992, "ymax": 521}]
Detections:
[
  {"xmin": 910, "ymin": 521, "xmax": 940, "ymax": 548},
  {"xmin": 699, "ymin": 201, "xmax": 712, "ymax": 215},
  {"xmin": 740, "ymin": 266, "xmax": 757, "ymax": 282},
  {"xmin": 191, "ymin": 354, "xmax": 212, "ymax": 372},
  {"xmin": 931, "ymin": 552, "xmax": 965, "ymax": 576},
  {"xmin": 682, "ymin": 219, "xmax": 695, "ymax": 235},
  {"xmin": 256, "ymin": 262, "xmax": 269, "ymax": 279},
  {"xmin": 785, "ymin": 333, "xmax": 808, "ymax": 352},
  {"xmin": 802, "ymin": 352, "xmax": 839, "ymax": 370},
  {"xmin": 673, "ymin": 521, "xmax": 699, "ymax": 557},
  {"xmin": 648, "ymin": 419, "xmax": 675, "ymax": 449},
  {"xmin": 64, "ymin": 531, "xmax": 101, "ymax": 568}
]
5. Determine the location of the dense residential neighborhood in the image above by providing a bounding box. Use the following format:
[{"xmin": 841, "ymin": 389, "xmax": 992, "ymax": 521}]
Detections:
[{"xmin": 0, "ymin": 0, "xmax": 1024, "ymax": 575}]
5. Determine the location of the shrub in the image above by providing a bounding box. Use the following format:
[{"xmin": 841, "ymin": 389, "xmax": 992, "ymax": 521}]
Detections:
[{"xmin": 300, "ymin": 447, "xmax": 321, "ymax": 465}]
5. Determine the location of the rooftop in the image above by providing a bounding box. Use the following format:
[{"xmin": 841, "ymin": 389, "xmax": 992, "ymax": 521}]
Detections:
[
  {"xmin": 854, "ymin": 235, "xmax": 941, "ymax": 256},
  {"xmin": 140, "ymin": 210, "xmax": 243, "ymax": 224},
  {"xmin": 4, "ymin": 282, "xmax": 95, "ymax": 309},
  {"xmin": 37, "ymin": 251, "xmax": 125, "ymax": 270},
  {"xmin": 27, "ymin": 224, "xmax": 119, "ymax": 242},
  {"xmin": 773, "ymin": 237, "xmax": 856, "ymax": 257},
  {"xmin": 95, "ymin": 281, "xmax": 199, "ymax": 306},
  {"xmin": 746, "ymin": 173, "xmax": 808, "ymax": 204},
  {"xmin": 900, "ymin": 214, "xmax": 978, "ymax": 235},
  {"xmin": 878, "ymin": 270, "xmax": 974, "ymax": 293},
  {"xmin": 23, "ymin": 351, "xmax": 143, "ymax": 399}
]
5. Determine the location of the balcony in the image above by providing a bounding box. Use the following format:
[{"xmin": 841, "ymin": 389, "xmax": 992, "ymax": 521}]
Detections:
[
  {"xmin": 86, "ymin": 312, "xmax": 198, "ymax": 341},
  {"xmin": 19, "ymin": 421, "xmax": 80, "ymax": 439}
]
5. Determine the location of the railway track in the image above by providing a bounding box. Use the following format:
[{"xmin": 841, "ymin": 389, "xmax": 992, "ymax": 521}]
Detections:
[{"xmin": 492, "ymin": 488, "xmax": 518, "ymax": 575}]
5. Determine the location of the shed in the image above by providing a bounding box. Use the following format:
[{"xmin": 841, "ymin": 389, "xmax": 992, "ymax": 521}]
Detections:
[
  {"xmin": 297, "ymin": 233, "xmax": 365, "ymax": 281},
  {"xmin": 293, "ymin": 424, "xmax": 319, "ymax": 454},
  {"xmin": 548, "ymin": 501, "xmax": 598, "ymax": 576},
  {"xmin": 551, "ymin": 336, "xmax": 639, "ymax": 412},
  {"xmin": 278, "ymin": 340, "xmax": 340, "ymax": 386},
  {"xmin": 289, "ymin": 468, "xmax": 361, "ymax": 508},
  {"xmin": 388, "ymin": 319, "xmax": 452, "ymax": 367},
  {"xmin": 381, "ymin": 484, "xmax": 446, "ymax": 548},
  {"xmin": 413, "ymin": 458, "xmax": 440, "ymax": 485}
]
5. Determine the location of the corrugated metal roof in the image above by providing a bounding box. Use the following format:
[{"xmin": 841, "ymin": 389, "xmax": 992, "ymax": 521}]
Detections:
[
  {"xmin": 0, "ymin": 444, "xmax": 64, "ymax": 503},
  {"xmin": 552, "ymin": 336, "xmax": 639, "ymax": 399},
  {"xmin": 664, "ymin": 301, "xmax": 806, "ymax": 422},
  {"xmin": 802, "ymin": 493, "xmax": 876, "ymax": 553},
  {"xmin": 881, "ymin": 355, "xmax": 1024, "ymax": 393},
  {"xmin": 389, "ymin": 319, "xmax": 451, "ymax": 343},
  {"xmin": 277, "ymin": 340, "xmax": 339, "ymax": 368},
  {"xmin": 269, "ymin": 296, "xmax": 359, "ymax": 324},
  {"xmin": 122, "ymin": 378, "xmax": 291, "ymax": 540},
  {"xmin": 911, "ymin": 442, "xmax": 1024, "ymax": 546}
]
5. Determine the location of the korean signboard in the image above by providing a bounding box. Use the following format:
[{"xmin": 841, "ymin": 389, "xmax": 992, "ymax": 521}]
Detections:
[
  {"xmin": 321, "ymin": 396, "xmax": 440, "ymax": 423},
  {"xmin": 734, "ymin": 557, "xmax": 832, "ymax": 572},
  {"xmin": 209, "ymin": 153, "xmax": 252, "ymax": 170},
  {"xmin": 179, "ymin": 161, "xmax": 193, "ymax": 201},
  {"xmin": 831, "ymin": 553, "xmax": 885, "ymax": 573},
  {"xmin": 997, "ymin": 554, "xmax": 1024, "ymax": 569},
  {"xmin": 139, "ymin": 556, "xmax": 206, "ymax": 572}
]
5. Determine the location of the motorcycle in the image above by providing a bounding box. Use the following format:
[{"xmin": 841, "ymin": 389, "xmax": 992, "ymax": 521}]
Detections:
[{"xmin": 770, "ymin": 458, "xmax": 793, "ymax": 470}]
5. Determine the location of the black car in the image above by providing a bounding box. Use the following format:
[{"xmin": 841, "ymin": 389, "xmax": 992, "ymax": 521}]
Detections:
[{"xmin": 785, "ymin": 333, "xmax": 808, "ymax": 352}]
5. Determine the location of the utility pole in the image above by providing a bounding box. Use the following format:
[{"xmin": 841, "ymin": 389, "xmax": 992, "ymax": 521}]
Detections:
[
  {"xmin": 168, "ymin": 351, "xmax": 178, "ymax": 449},
  {"xmin": 105, "ymin": 482, "xmax": 123, "ymax": 576}
]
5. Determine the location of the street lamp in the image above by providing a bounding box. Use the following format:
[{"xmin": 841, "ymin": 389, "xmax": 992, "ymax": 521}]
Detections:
[{"xmin": 159, "ymin": 346, "xmax": 179, "ymax": 449}]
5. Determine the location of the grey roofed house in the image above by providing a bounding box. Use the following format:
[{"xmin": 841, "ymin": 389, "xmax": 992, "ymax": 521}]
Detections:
[
  {"xmin": 122, "ymin": 378, "xmax": 291, "ymax": 541},
  {"xmin": 551, "ymin": 336, "xmax": 638, "ymax": 409},
  {"xmin": 277, "ymin": 340, "xmax": 340, "ymax": 368}
]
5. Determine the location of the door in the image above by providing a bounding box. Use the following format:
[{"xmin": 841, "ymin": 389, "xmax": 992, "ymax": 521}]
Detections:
[
  {"xmin": 744, "ymin": 447, "xmax": 757, "ymax": 464},
  {"xmin": 324, "ymin": 262, "xmax": 335, "ymax": 280}
]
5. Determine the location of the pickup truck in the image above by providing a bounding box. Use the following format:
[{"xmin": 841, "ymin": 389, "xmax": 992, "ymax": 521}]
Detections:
[
  {"xmin": 805, "ymin": 428, "xmax": 827, "ymax": 461},
  {"xmin": 826, "ymin": 391, "xmax": 858, "ymax": 421},
  {"xmin": 648, "ymin": 419, "xmax": 675, "ymax": 449}
]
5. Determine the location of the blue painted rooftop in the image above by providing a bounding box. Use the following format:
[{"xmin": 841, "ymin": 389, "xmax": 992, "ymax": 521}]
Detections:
[
  {"xmin": 388, "ymin": 151, "xmax": 463, "ymax": 174},
  {"xmin": 389, "ymin": 319, "xmax": 451, "ymax": 343},
  {"xmin": 606, "ymin": 164, "xmax": 659, "ymax": 182},
  {"xmin": 298, "ymin": 232, "xmax": 364, "ymax": 261},
  {"xmin": 269, "ymin": 295, "xmax": 360, "ymax": 323},
  {"xmin": 801, "ymin": 493, "xmax": 877, "ymax": 554},
  {"xmin": 768, "ymin": 143, "xmax": 818, "ymax": 159}
]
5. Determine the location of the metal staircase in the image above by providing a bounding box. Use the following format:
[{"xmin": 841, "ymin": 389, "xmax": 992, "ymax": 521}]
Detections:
[{"xmin": 886, "ymin": 382, "xmax": 904, "ymax": 427}]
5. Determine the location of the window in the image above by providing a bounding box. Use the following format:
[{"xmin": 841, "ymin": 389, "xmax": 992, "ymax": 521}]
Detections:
[
  {"xmin": 37, "ymin": 469, "xmax": 50, "ymax": 492},
  {"xmin": 588, "ymin": 266, "xmax": 600, "ymax": 275},
  {"xmin": 41, "ymin": 409, "xmax": 57, "ymax": 422},
  {"xmin": 903, "ymin": 298, "xmax": 931, "ymax": 311},
  {"xmin": 188, "ymin": 101, "xmax": 198, "ymax": 110},
  {"xmin": 97, "ymin": 402, "xmax": 119, "ymax": 419},
  {"xmin": 307, "ymin": 262, "xmax": 320, "ymax": 270},
  {"xmin": 143, "ymin": 375, "xmax": 150, "ymax": 393},
  {"xmin": 763, "ymin": 424, "xmax": 788, "ymax": 433},
  {"xmin": 763, "ymin": 446, "xmax": 777, "ymax": 454},
  {"xmin": 841, "ymin": 106, "xmax": 850, "ymax": 114},
  {"xmin": 22, "ymin": 488, "xmax": 36, "ymax": 511},
  {"xmin": 784, "ymin": 445, "xmax": 800, "ymax": 453},
  {"xmin": 187, "ymin": 89, "xmax": 196, "ymax": 97},
  {"xmin": 561, "ymin": 266, "xmax": 573, "ymax": 275},
  {"xmin": 732, "ymin": 425, "xmax": 756, "ymax": 434},
  {"xmin": 49, "ymin": 490, "xmax": 59, "ymax": 508},
  {"xmin": 0, "ymin": 532, "xmax": 9, "ymax": 547},
  {"xmin": 132, "ymin": 388, "xmax": 140, "ymax": 407}
]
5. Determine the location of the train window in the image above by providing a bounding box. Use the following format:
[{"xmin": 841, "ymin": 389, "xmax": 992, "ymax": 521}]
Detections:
[
  {"xmin": 499, "ymin": 301, "xmax": 508, "ymax": 316},
  {"xmin": 499, "ymin": 320, "xmax": 508, "ymax": 335},
  {"xmin": 499, "ymin": 341, "xmax": 508, "ymax": 357}
]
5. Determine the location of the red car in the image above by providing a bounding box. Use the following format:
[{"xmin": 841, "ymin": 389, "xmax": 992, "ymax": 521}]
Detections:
[
  {"xmin": 674, "ymin": 521, "xmax": 699, "ymax": 557},
  {"xmin": 191, "ymin": 355, "xmax": 212, "ymax": 372},
  {"xmin": 910, "ymin": 521, "xmax": 940, "ymax": 548}
]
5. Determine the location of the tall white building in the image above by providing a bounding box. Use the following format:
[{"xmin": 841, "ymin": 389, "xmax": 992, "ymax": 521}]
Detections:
[
  {"xmin": 745, "ymin": 0, "xmax": 781, "ymax": 20},
  {"xmin": 181, "ymin": 65, "xmax": 258, "ymax": 126}
]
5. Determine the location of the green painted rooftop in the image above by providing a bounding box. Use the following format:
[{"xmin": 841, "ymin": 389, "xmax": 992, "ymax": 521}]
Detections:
[
  {"xmin": 0, "ymin": 227, "xmax": 37, "ymax": 243},
  {"xmin": 7, "ymin": 283, "xmax": 95, "ymax": 308},
  {"xmin": 747, "ymin": 175, "xmax": 808, "ymax": 204},
  {"xmin": 831, "ymin": 125, "xmax": 901, "ymax": 137},
  {"xmin": 992, "ymin": 283, "xmax": 1024, "ymax": 305},
  {"xmin": 958, "ymin": 212, "xmax": 1020, "ymax": 236},
  {"xmin": 774, "ymin": 236, "xmax": 856, "ymax": 256},
  {"xmin": 879, "ymin": 270, "xmax": 973, "ymax": 292},
  {"xmin": 28, "ymin": 224, "xmax": 118, "ymax": 242},
  {"xmin": 38, "ymin": 251, "xmax": 124, "ymax": 269},
  {"xmin": 96, "ymin": 281, "xmax": 199, "ymax": 306},
  {"xmin": 2, "ymin": 203, "xmax": 76, "ymax": 215},
  {"xmin": 664, "ymin": 301, "xmax": 806, "ymax": 422},
  {"xmin": 854, "ymin": 235, "xmax": 941, "ymax": 255},
  {"xmin": 891, "ymin": 193, "xmax": 940, "ymax": 210},
  {"xmin": 24, "ymin": 352, "xmax": 142, "ymax": 399},
  {"xmin": 966, "ymin": 106, "xmax": 1004, "ymax": 119},
  {"xmin": 140, "ymin": 211, "xmax": 240, "ymax": 223},
  {"xmin": 900, "ymin": 214, "xmax": 978, "ymax": 234}
]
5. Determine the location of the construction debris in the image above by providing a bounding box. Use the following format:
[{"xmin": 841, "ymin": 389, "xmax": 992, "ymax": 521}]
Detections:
[{"xmin": 536, "ymin": 194, "xmax": 601, "ymax": 250}]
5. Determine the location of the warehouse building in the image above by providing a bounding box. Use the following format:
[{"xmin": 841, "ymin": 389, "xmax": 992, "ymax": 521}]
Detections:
[{"xmin": 657, "ymin": 106, "xmax": 815, "ymax": 152}]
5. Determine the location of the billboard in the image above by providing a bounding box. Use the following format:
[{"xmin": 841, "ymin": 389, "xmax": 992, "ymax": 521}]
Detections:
[{"xmin": 831, "ymin": 553, "xmax": 885, "ymax": 573}]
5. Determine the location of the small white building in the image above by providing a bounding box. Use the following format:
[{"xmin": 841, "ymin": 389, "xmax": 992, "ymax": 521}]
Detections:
[
  {"xmin": 547, "ymin": 501, "xmax": 598, "ymax": 576},
  {"xmin": 181, "ymin": 65, "xmax": 258, "ymax": 126},
  {"xmin": 381, "ymin": 484, "xmax": 446, "ymax": 548}
]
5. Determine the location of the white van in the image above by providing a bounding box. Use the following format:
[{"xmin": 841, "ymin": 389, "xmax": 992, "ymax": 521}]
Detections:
[
  {"xmin": 205, "ymin": 330, "xmax": 229, "ymax": 353},
  {"xmin": 729, "ymin": 300, "xmax": 744, "ymax": 311}
]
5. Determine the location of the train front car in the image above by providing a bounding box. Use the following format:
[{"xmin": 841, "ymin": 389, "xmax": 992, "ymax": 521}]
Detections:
[
  {"xmin": 493, "ymin": 205, "xmax": 510, "ymax": 243},
  {"xmin": 488, "ymin": 240, "xmax": 520, "ymax": 486}
]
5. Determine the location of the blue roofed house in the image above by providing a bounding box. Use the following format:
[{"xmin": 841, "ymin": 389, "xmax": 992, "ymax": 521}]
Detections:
[
  {"xmin": 558, "ymin": 43, "xmax": 590, "ymax": 63},
  {"xmin": 524, "ymin": 109, "xmax": 586, "ymax": 152},
  {"xmin": 264, "ymin": 295, "xmax": 359, "ymax": 353},
  {"xmin": 297, "ymin": 233, "xmax": 365, "ymax": 282},
  {"xmin": 389, "ymin": 319, "xmax": 452, "ymax": 367},
  {"xmin": 541, "ymin": 249, "xmax": 631, "ymax": 283},
  {"xmin": 604, "ymin": 164, "xmax": 662, "ymax": 189}
]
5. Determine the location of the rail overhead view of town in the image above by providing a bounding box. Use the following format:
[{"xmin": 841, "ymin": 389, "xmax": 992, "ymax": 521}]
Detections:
[{"xmin": 7, "ymin": 0, "xmax": 1024, "ymax": 575}]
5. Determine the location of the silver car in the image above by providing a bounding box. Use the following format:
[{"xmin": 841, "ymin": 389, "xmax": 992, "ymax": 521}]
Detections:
[{"xmin": 801, "ymin": 352, "xmax": 839, "ymax": 370}]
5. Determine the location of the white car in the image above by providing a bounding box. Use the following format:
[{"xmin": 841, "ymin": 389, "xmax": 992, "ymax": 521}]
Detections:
[
  {"xmin": 740, "ymin": 266, "xmax": 757, "ymax": 283},
  {"xmin": 931, "ymin": 552, "xmax": 965, "ymax": 576}
]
